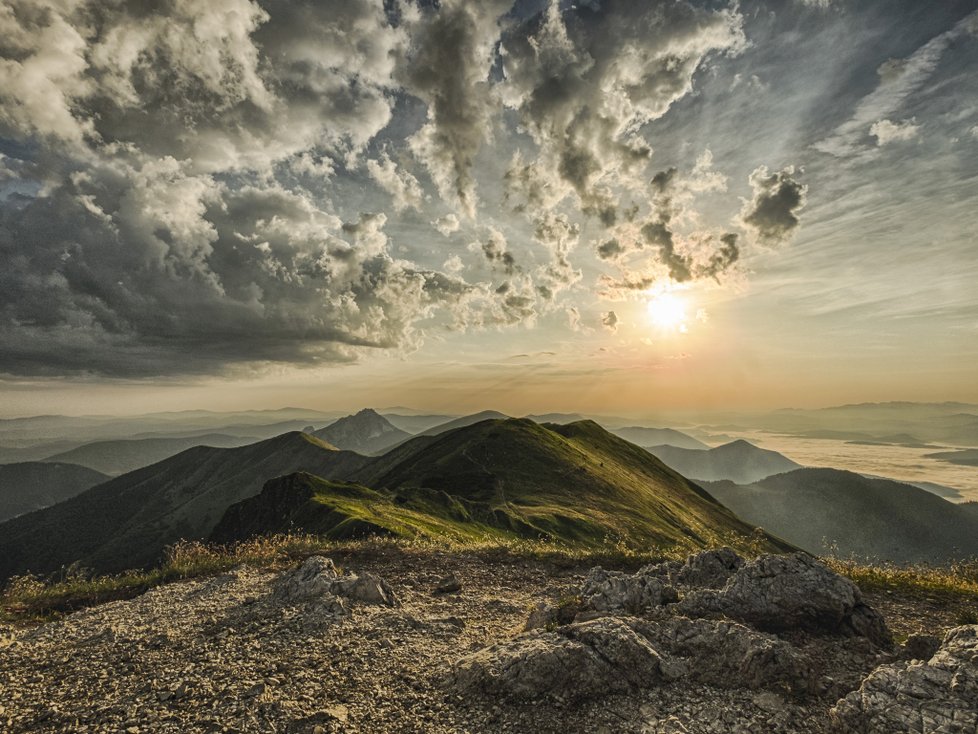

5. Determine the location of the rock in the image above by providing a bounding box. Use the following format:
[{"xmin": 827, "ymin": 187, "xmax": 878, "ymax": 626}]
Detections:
[
  {"xmin": 579, "ymin": 566, "xmax": 678, "ymax": 615},
  {"xmin": 433, "ymin": 573, "xmax": 462, "ymax": 594},
  {"xmin": 332, "ymin": 572, "xmax": 398, "ymax": 607},
  {"xmin": 634, "ymin": 616, "xmax": 812, "ymax": 693},
  {"xmin": 900, "ymin": 633, "xmax": 941, "ymax": 662},
  {"xmin": 752, "ymin": 691, "xmax": 784, "ymax": 713},
  {"xmin": 830, "ymin": 625, "xmax": 978, "ymax": 733},
  {"xmin": 324, "ymin": 704, "xmax": 349, "ymax": 723},
  {"xmin": 452, "ymin": 617, "xmax": 681, "ymax": 701},
  {"xmin": 679, "ymin": 553, "xmax": 892, "ymax": 647},
  {"xmin": 274, "ymin": 556, "xmax": 340, "ymax": 603},
  {"xmin": 274, "ymin": 556, "xmax": 397, "ymax": 608},
  {"xmin": 673, "ymin": 547, "xmax": 743, "ymax": 589}
]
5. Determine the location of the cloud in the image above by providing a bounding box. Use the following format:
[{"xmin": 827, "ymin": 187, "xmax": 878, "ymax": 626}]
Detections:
[
  {"xmin": 0, "ymin": 0, "xmax": 405, "ymax": 173},
  {"xmin": 601, "ymin": 311, "xmax": 619, "ymax": 332},
  {"xmin": 366, "ymin": 153, "xmax": 425, "ymax": 213},
  {"xmin": 739, "ymin": 166, "xmax": 808, "ymax": 246},
  {"xmin": 870, "ymin": 118, "xmax": 920, "ymax": 146},
  {"xmin": 971, "ymin": 125, "xmax": 978, "ymax": 140},
  {"xmin": 398, "ymin": 0, "xmax": 513, "ymax": 216},
  {"xmin": 499, "ymin": 0, "xmax": 745, "ymax": 224},
  {"xmin": 472, "ymin": 228, "xmax": 517, "ymax": 275},
  {"xmin": 814, "ymin": 11, "xmax": 977, "ymax": 158},
  {"xmin": 432, "ymin": 213, "xmax": 461, "ymax": 236}
]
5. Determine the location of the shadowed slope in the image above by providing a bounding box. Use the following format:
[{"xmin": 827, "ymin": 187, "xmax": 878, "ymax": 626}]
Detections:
[
  {"xmin": 703, "ymin": 468, "xmax": 978, "ymax": 563},
  {"xmin": 0, "ymin": 433, "xmax": 371, "ymax": 579},
  {"xmin": 0, "ymin": 462, "xmax": 110, "ymax": 522}
]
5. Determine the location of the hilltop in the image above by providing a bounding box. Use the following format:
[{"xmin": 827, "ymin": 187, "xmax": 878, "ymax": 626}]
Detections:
[
  {"xmin": 311, "ymin": 409, "xmax": 411, "ymax": 455},
  {"xmin": 216, "ymin": 419, "xmax": 791, "ymax": 554},
  {"xmin": 647, "ymin": 439, "xmax": 801, "ymax": 484}
]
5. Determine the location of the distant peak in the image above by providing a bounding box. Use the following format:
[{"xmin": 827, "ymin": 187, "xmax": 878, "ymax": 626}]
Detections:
[{"xmin": 354, "ymin": 408, "xmax": 381, "ymax": 417}]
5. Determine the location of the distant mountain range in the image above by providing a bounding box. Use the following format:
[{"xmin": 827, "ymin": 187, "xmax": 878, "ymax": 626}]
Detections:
[
  {"xmin": 41, "ymin": 434, "xmax": 254, "ymax": 475},
  {"xmin": 702, "ymin": 468, "xmax": 978, "ymax": 563},
  {"xmin": 0, "ymin": 462, "xmax": 110, "ymax": 522},
  {"xmin": 0, "ymin": 433, "xmax": 371, "ymax": 578},
  {"xmin": 924, "ymin": 448, "xmax": 978, "ymax": 467},
  {"xmin": 0, "ymin": 420, "xmax": 790, "ymax": 580},
  {"xmin": 609, "ymin": 427, "xmax": 709, "ymax": 451},
  {"xmin": 311, "ymin": 409, "xmax": 411, "ymax": 455},
  {"xmin": 646, "ymin": 440, "xmax": 801, "ymax": 484}
]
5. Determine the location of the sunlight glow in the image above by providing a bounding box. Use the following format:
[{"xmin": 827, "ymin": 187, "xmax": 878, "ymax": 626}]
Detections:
[{"xmin": 647, "ymin": 292, "xmax": 689, "ymax": 333}]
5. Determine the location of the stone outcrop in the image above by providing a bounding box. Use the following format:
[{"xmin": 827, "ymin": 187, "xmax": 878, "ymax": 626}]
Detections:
[
  {"xmin": 678, "ymin": 553, "xmax": 892, "ymax": 646},
  {"xmin": 273, "ymin": 555, "xmax": 398, "ymax": 608},
  {"xmin": 830, "ymin": 625, "xmax": 978, "ymax": 733}
]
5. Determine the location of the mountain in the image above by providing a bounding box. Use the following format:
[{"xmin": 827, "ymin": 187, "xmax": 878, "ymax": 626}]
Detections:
[
  {"xmin": 311, "ymin": 409, "xmax": 411, "ymax": 455},
  {"xmin": 525, "ymin": 412, "xmax": 587, "ymax": 424},
  {"xmin": 646, "ymin": 440, "xmax": 801, "ymax": 484},
  {"xmin": 702, "ymin": 468, "xmax": 978, "ymax": 563},
  {"xmin": 414, "ymin": 410, "xmax": 511, "ymax": 436},
  {"xmin": 609, "ymin": 426, "xmax": 709, "ymax": 451},
  {"xmin": 0, "ymin": 433, "xmax": 371, "ymax": 579},
  {"xmin": 381, "ymin": 413, "xmax": 455, "ymax": 434},
  {"xmin": 41, "ymin": 434, "xmax": 253, "ymax": 475},
  {"xmin": 215, "ymin": 418, "xmax": 792, "ymax": 553},
  {"xmin": 0, "ymin": 462, "xmax": 110, "ymax": 522}
]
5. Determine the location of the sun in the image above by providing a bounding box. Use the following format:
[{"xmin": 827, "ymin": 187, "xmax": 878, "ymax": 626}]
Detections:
[{"xmin": 647, "ymin": 292, "xmax": 688, "ymax": 332}]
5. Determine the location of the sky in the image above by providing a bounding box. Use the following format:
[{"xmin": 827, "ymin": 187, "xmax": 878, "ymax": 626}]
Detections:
[{"xmin": 1, "ymin": 0, "xmax": 977, "ymax": 418}]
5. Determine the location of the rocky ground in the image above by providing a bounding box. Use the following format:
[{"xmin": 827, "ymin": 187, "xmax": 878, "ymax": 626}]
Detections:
[{"xmin": 0, "ymin": 546, "xmax": 975, "ymax": 734}]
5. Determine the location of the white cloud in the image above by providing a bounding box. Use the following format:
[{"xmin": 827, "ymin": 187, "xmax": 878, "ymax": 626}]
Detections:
[
  {"xmin": 870, "ymin": 118, "xmax": 920, "ymax": 146},
  {"xmin": 366, "ymin": 153, "xmax": 425, "ymax": 213},
  {"xmin": 432, "ymin": 213, "xmax": 461, "ymax": 236}
]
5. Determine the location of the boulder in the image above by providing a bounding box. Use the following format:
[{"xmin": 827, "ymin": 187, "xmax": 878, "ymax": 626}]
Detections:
[
  {"xmin": 274, "ymin": 556, "xmax": 397, "ymax": 608},
  {"xmin": 679, "ymin": 553, "xmax": 891, "ymax": 646},
  {"xmin": 580, "ymin": 566, "xmax": 678, "ymax": 615},
  {"xmin": 452, "ymin": 617, "xmax": 681, "ymax": 701},
  {"xmin": 455, "ymin": 614, "xmax": 811, "ymax": 701},
  {"xmin": 830, "ymin": 625, "xmax": 978, "ymax": 733},
  {"xmin": 673, "ymin": 547, "xmax": 744, "ymax": 589},
  {"xmin": 635, "ymin": 616, "xmax": 812, "ymax": 693}
]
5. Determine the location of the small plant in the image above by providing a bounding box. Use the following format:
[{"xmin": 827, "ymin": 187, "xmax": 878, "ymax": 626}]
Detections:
[{"xmin": 956, "ymin": 609, "xmax": 978, "ymax": 625}]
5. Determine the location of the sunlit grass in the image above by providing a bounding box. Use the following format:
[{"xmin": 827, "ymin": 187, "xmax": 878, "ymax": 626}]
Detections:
[{"xmin": 4, "ymin": 533, "xmax": 978, "ymax": 627}]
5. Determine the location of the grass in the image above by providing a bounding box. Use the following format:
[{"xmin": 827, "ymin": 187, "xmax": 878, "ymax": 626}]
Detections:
[
  {"xmin": 825, "ymin": 556, "xmax": 978, "ymax": 598},
  {"xmin": 5, "ymin": 532, "xmax": 978, "ymax": 628}
]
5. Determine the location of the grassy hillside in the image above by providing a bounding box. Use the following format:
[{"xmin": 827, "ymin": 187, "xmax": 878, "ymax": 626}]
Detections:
[
  {"xmin": 0, "ymin": 462, "xmax": 110, "ymax": 522},
  {"xmin": 42, "ymin": 434, "xmax": 253, "ymax": 475},
  {"xmin": 647, "ymin": 439, "xmax": 801, "ymax": 484},
  {"xmin": 703, "ymin": 468, "xmax": 978, "ymax": 563},
  {"xmin": 341, "ymin": 418, "xmax": 791, "ymax": 552},
  {"xmin": 0, "ymin": 433, "xmax": 371, "ymax": 579}
]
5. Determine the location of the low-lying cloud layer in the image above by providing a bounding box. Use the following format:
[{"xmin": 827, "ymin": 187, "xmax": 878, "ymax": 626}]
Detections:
[{"xmin": 0, "ymin": 0, "xmax": 814, "ymax": 378}]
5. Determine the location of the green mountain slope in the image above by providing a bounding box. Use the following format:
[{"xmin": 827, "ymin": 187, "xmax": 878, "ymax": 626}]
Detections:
[
  {"xmin": 0, "ymin": 433, "xmax": 371, "ymax": 579},
  {"xmin": 42, "ymin": 434, "xmax": 253, "ymax": 475},
  {"xmin": 0, "ymin": 462, "xmax": 110, "ymax": 522},
  {"xmin": 303, "ymin": 418, "xmax": 790, "ymax": 552},
  {"xmin": 702, "ymin": 468, "xmax": 978, "ymax": 563}
]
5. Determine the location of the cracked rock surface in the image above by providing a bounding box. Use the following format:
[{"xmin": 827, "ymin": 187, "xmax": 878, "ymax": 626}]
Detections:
[{"xmin": 0, "ymin": 546, "xmax": 972, "ymax": 733}]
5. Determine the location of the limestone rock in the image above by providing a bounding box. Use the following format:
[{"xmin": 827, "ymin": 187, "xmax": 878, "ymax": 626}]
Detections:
[
  {"xmin": 452, "ymin": 617, "xmax": 681, "ymax": 701},
  {"xmin": 580, "ymin": 566, "xmax": 678, "ymax": 615},
  {"xmin": 274, "ymin": 556, "xmax": 397, "ymax": 608},
  {"xmin": 679, "ymin": 553, "xmax": 891, "ymax": 647},
  {"xmin": 830, "ymin": 625, "xmax": 978, "ymax": 733}
]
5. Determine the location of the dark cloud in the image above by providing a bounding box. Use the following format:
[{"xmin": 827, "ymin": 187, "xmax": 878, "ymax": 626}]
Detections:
[
  {"xmin": 476, "ymin": 228, "xmax": 518, "ymax": 275},
  {"xmin": 601, "ymin": 311, "xmax": 619, "ymax": 332},
  {"xmin": 397, "ymin": 0, "xmax": 513, "ymax": 216},
  {"xmin": 739, "ymin": 165, "xmax": 808, "ymax": 246}
]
